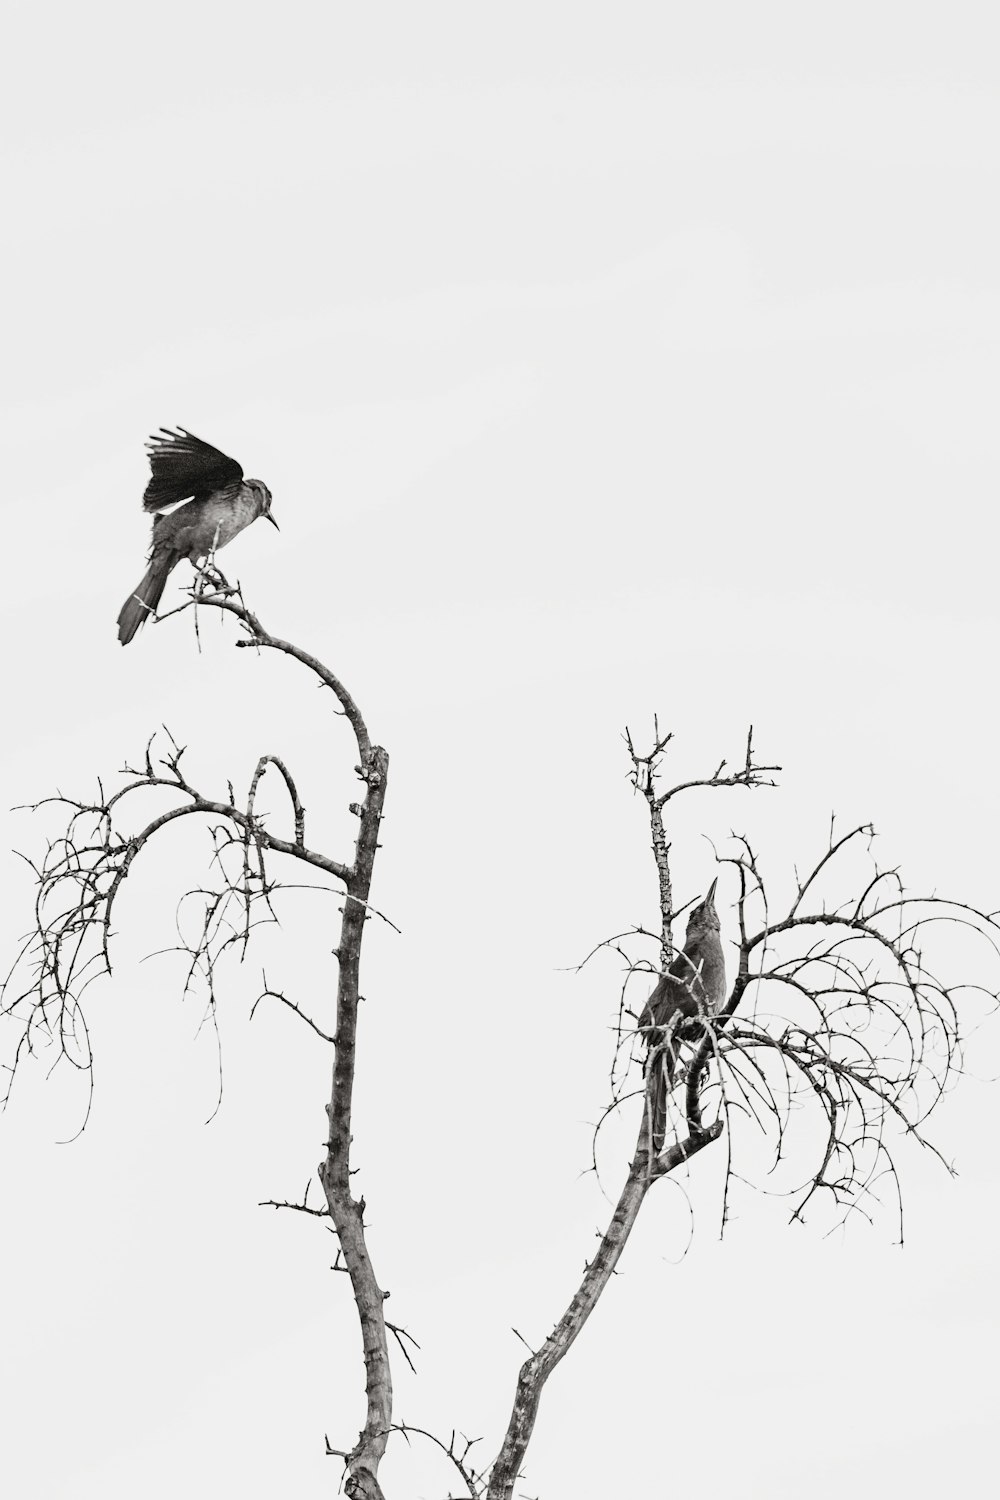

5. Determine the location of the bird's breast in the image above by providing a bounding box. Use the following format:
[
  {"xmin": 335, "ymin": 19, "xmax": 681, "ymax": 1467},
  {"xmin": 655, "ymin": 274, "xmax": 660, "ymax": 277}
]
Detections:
[{"xmin": 201, "ymin": 485, "xmax": 258, "ymax": 549}]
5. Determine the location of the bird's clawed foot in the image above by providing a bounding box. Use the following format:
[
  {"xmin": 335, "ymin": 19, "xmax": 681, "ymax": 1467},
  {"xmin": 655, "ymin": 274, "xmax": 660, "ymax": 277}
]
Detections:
[{"xmin": 193, "ymin": 560, "xmax": 234, "ymax": 596}]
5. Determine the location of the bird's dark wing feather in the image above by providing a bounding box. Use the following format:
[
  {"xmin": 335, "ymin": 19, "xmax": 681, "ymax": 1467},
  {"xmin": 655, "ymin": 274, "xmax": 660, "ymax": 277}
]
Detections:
[{"xmin": 142, "ymin": 428, "xmax": 243, "ymax": 512}]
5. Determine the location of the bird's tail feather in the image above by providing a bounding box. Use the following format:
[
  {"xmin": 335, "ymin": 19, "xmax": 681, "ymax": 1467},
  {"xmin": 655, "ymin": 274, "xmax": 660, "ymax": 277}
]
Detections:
[
  {"xmin": 650, "ymin": 1048, "xmax": 675, "ymax": 1155},
  {"xmin": 116, "ymin": 555, "xmax": 173, "ymax": 645}
]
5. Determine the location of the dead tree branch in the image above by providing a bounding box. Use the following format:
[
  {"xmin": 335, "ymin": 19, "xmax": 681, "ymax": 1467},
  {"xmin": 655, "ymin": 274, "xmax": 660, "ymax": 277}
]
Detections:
[
  {"xmin": 2, "ymin": 572, "xmax": 395, "ymax": 1499},
  {"xmin": 488, "ymin": 726, "xmax": 772, "ymax": 1498},
  {"xmin": 488, "ymin": 724, "xmax": 999, "ymax": 1498}
]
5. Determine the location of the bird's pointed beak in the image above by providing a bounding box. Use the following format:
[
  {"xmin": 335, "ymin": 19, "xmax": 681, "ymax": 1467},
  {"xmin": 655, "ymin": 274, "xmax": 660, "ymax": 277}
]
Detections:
[
  {"xmin": 706, "ymin": 876, "xmax": 718, "ymax": 903},
  {"xmin": 265, "ymin": 512, "xmax": 280, "ymax": 531}
]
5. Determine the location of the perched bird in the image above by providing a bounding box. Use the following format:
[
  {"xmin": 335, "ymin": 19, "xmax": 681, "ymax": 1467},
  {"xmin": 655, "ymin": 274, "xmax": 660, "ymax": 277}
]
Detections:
[
  {"xmin": 639, "ymin": 878, "xmax": 726, "ymax": 1153},
  {"xmin": 116, "ymin": 428, "xmax": 278, "ymax": 645}
]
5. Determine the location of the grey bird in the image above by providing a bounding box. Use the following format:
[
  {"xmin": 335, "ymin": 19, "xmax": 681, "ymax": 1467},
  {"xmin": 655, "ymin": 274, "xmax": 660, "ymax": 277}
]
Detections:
[
  {"xmin": 639, "ymin": 878, "xmax": 726, "ymax": 1153},
  {"xmin": 116, "ymin": 428, "xmax": 278, "ymax": 645}
]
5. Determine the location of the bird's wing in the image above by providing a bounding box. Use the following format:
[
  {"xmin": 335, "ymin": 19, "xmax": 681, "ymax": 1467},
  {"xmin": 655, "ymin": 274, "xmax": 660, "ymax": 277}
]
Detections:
[
  {"xmin": 142, "ymin": 428, "xmax": 244, "ymax": 512},
  {"xmin": 639, "ymin": 976, "xmax": 668, "ymax": 1034},
  {"xmin": 641, "ymin": 972, "xmax": 699, "ymax": 1036}
]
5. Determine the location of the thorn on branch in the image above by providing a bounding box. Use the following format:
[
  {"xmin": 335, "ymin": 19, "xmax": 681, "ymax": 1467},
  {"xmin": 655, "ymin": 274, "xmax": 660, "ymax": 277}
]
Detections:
[
  {"xmin": 512, "ymin": 1327, "xmax": 537, "ymax": 1356},
  {"xmin": 385, "ymin": 1320, "xmax": 421, "ymax": 1374}
]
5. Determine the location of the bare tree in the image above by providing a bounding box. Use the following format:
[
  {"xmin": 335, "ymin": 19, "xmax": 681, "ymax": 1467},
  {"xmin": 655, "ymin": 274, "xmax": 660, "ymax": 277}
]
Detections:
[
  {"xmin": 3, "ymin": 572, "xmax": 392, "ymax": 1499},
  {"xmin": 4, "ymin": 578, "xmax": 998, "ymax": 1499},
  {"xmin": 487, "ymin": 726, "xmax": 999, "ymax": 1496}
]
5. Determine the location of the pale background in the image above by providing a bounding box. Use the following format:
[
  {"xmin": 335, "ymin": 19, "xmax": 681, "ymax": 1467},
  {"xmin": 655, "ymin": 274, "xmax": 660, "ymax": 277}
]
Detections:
[{"xmin": 2, "ymin": 4, "xmax": 999, "ymax": 1497}]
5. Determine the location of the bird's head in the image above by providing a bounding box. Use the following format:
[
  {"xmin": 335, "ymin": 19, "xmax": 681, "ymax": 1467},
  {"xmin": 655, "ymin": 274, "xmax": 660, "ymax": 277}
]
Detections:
[
  {"xmin": 685, "ymin": 877, "xmax": 720, "ymax": 937},
  {"xmin": 247, "ymin": 479, "xmax": 279, "ymax": 530}
]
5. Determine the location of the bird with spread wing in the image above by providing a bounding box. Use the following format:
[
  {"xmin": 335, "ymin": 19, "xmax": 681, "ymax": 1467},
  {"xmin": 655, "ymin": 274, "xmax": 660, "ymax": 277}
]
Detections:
[{"xmin": 116, "ymin": 428, "xmax": 278, "ymax": 645}]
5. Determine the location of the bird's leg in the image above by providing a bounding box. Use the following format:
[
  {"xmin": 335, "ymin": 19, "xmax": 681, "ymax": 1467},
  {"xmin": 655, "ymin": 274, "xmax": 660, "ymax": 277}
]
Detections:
[
  {"xmin": 193, "ymin": 553, "xmax": 233, "ymax": 595},
  {"xmin": 201, "ymin": 526, "xmax": 239, "ymax": 595},
  {"xmin": 204, "ymin": 524, "xmax": 223, "ymax": 584},
  {"xmin": 191, "ymin": 563, "xmax": 214, "ymax": 599}
]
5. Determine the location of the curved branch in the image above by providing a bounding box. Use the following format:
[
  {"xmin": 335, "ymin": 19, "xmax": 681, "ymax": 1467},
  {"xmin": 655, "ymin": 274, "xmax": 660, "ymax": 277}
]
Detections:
[
  {"xmin": 3, "ymin": 586, "xmax": 396, "ymax": 1498},
  {"xmin": 248, "ymin": 754, "xmax": 306, "ymax": 848},
  {"xmin": 488, "ymin": 1102, "xmax": 720, "ymax": 1500},
  {"xmin": 175, "ymin": 579, "xmax": 372, "ymax": 760}
]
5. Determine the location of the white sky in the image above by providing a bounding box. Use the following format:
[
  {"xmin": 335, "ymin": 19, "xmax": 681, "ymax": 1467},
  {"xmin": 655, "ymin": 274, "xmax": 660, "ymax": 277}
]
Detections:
[{"xmin": 2, "ymin": 4, "xmax": 999, "ymax": 1497}]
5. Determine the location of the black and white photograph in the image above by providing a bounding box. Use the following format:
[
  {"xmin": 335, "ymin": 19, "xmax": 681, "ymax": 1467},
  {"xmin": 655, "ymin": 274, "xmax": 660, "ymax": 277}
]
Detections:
[{"xmin": 2, "ymin": 6, "xmax": 999, "ymax": 1497}]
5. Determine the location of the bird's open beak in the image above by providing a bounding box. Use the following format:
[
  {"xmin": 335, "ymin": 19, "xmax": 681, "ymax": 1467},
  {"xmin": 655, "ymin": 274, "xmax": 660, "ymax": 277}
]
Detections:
[{"xmin": 265, "ymin": 512, "xmax": 280, "ymax": 531}]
